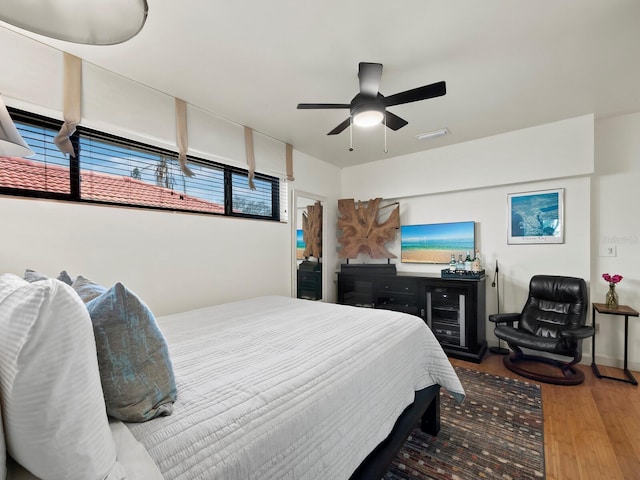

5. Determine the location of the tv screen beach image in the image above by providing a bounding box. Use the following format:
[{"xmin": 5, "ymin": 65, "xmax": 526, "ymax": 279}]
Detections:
[{"xmin": 401, "ymin": 221, "xmax": 475, "ymax": 264}]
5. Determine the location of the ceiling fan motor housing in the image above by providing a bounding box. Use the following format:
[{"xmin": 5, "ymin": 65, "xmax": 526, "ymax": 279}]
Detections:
[{"xmin": 351, "ymin": 94, "xmax": 386, "ymax": 126}]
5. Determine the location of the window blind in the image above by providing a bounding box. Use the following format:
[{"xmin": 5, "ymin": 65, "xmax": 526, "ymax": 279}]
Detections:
[
  {"xmin": 78, "ymin": 129, "xmax": 225, "ymax": 213},
  {"xmin": 5, "ymin": 114, "xmax": 69, "ymax": 196},
  {"xmin": 4, "ymin": 108, "xmax": 282, "ymax": 221}
]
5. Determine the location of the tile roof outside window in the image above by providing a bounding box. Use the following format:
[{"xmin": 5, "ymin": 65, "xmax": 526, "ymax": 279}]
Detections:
[{"xmin": 0, "ymin": 157, "xmax": 224, "ymax": 213}]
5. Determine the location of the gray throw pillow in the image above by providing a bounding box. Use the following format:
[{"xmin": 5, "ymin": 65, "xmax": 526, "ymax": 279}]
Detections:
[
  {"xmin": 24, "ymin": 269, "xmax": 73, "ymax": 285},
  {"xmin": 72, "ymin": 275, "xmax": 108, "ymax": 303},
  {"xmin": 57, "ymin": 270, "xmax": 73, "ymax": 285},
  {"xmin": 85, "ymin": 282, "xmax": 177, "ymax": 423}
]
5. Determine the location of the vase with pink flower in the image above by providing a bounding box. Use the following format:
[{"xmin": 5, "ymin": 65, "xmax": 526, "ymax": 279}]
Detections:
[{"xmin": 602, "ymin": 273, "xmax": 623, "ymax": 308}]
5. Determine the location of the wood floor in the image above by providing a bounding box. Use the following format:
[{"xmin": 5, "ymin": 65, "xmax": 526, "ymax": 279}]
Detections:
[{"xmin": 450, "ymin": 353, "xmax": 640, "ymax": 480}]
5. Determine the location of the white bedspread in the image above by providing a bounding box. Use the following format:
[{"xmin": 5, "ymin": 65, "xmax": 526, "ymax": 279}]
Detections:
[{"xmin": 127, "ymin": 296, "xmax": 465, "ymax": 480}]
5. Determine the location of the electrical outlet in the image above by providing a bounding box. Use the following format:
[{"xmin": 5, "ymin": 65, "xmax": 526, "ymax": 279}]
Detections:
[{"xmin": 599, "ymin": 244, "xmax": 617, "ymax": 257}]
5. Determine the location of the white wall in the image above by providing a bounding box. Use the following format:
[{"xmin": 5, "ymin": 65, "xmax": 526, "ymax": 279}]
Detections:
[
  {"xmin": 342, "ymin": 115, "xmax": 594, "ymax": 200},
  {"xmin": 593, "ymin": 112, "xmax": 640, "ymax": 370},
  {"xmin": 0, "ymin": 197, "xmax": 290, "ymax": 315},
  {"xmin": 0, "ymin": 28, "xmax": 342, "ymax": 316},
  {"xmin": 341, "ymin": 116, "xmax": 596, "ymax": 365}
]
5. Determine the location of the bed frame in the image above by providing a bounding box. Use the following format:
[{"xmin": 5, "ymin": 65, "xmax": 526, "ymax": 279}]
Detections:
[{"xmin": 349, "ymin": 385, "xmax": 441, "ymax": 479}]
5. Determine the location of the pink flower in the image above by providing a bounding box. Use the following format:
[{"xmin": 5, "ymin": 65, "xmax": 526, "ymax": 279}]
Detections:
[{"xmin": 602, "ymin": 273, "xmax": 623, "ymax": 284}]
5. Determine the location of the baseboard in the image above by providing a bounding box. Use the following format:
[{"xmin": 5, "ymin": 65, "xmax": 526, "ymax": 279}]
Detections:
[{"xmin": 584, "ymin": 351, "xmax": 640, "ymax": 373}]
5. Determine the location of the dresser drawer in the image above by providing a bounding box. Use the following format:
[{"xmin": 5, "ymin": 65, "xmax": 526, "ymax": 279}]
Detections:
[
  {"xmin": 377, "ymin": 301, "xmax": 420, "ymax": 316},
  {"xmin": 378, "ymin": 278, "xmax": 417, "ymax": 295}
]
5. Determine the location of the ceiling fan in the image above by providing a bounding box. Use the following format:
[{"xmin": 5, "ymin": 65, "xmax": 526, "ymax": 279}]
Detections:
[{"xmin": 297, "ymin": 62, "xmax": 446, "ymax": 135}]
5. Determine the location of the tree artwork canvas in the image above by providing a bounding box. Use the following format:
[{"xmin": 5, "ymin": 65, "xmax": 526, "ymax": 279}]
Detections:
[
  {"xmin": 302, "ymin": 200, "xmax": 323, "ymax": 259},
  {"xmin": 337, "ymin": 198, "xmax": 399, "ymax": 259}
]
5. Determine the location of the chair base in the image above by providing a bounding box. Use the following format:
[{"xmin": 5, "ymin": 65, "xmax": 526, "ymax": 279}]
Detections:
[
  {"xmin": 503, "ymin": 353, "xmax": 585, "ymax": 385},
  {"xmin": 489, "ymin": 346, "xmax": 510, "ymax": 355}
]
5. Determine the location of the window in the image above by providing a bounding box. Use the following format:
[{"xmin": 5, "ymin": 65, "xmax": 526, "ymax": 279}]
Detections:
[
  {"xmin": 1, "ymin": 108, "xmax": 282, "ymax": 221},
  {"xmin": 78, "ymin": 130, "xmax": 226, "ymax": 214},
  {"xmin": 231, "ymin": 172, "xmax": 274, "ymax": 217},
  {"xmin": 0, "ymin": 112, "xmax": 69, "ymax": 197}
]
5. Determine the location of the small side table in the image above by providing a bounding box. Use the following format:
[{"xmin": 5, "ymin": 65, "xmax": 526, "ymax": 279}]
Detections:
[{"xmin": 591, "ymin": 303, "xmax": 638, "ymax": 386}]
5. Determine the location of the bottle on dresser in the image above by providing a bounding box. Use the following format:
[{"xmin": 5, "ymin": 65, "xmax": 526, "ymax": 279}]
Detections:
[
  {"xmin": 464, "ymin": 250, "xmax": 472, "ymax": 271},
  {"xmin": 456, "ymin": 254, "xmax": 465, "ymax": 270},
  {"xmin": 472, "ymin": 249, "xmax": 482, "ymax": 272},
  {"xmin": 449, "ymin": 254, "xmax": 457, "ymax": 272}
]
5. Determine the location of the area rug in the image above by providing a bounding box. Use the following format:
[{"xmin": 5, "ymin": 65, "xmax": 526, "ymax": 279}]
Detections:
[{"xmin": 384, "ymin": 367, "xmax": 545, "ymax": 480}]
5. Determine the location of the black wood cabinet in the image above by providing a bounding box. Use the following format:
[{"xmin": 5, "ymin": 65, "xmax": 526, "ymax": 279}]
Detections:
[
  {"xmin": 423, "ymin": 277, "xmax": 486, "ymax": 363},
  {"xmin": 337, "ymin": 270, "xmax": 487, "ymax": 363},
  {"xmin": 297, "ymin": 270, "xmax": 322, "ymax": 300}
]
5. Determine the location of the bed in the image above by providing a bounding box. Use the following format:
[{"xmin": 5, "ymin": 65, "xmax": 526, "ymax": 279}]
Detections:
[
  {"xmin": 127, "ymin": 296, "xmax": 465, "ymax": 479},
  {"xmin": 0, "ymin": 274, "xmax": 464, "ymax": 480}
]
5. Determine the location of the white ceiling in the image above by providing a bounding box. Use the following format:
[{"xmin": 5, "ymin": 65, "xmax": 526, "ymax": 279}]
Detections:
[{"xmin": 3, "ymin": 0, "xmax": 640, "ymax": 167}]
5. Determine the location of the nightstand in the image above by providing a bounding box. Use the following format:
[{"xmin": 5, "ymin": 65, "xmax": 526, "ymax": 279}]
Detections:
[{"xmin": 591, "ymin": 303, "xmax": 638, "ymax": 386}]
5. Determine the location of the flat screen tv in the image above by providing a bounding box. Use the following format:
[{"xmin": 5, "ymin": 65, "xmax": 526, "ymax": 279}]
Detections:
[
  {"xmin": 401, "ymin": 221, "xmax": 475, "ymax": 264},
  {"xmin": 296, "ymin": 229, "xmax": 306, "ymax": 260}
]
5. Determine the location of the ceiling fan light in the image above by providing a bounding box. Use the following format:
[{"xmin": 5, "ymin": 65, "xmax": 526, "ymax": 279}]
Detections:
[{"xmin": 353, "ymin": 110, "xmax": 384, "ymax": 127}]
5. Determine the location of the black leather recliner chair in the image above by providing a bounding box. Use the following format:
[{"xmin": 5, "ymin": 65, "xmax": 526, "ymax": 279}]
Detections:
[{"xmin": 489, "ymin": 275, "xmax": 594, "ymax": 385}]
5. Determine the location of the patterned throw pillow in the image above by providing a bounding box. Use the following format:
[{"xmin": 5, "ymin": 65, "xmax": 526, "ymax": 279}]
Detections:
[
  {"xmin": 86, "ymin": 282, "xmax": 177, "ymax": 422},
  {"xmin": 72, "ymin": 275, "xmax": 108, "ymax": 303}
]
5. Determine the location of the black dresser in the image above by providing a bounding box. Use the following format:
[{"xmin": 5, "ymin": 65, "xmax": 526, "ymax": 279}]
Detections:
[
  {"xmin": 337, "ymin": 268, "xmax": 487, "ymax": 362},
  {"xmin": 297, "ymin": 261, "xmax": 322, "ymax": 300}
]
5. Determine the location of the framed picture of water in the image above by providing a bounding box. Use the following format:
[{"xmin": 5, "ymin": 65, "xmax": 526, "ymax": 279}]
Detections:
[
  {"xmin": 507, "ymin": 188, "xmax": 564, "ymax": 244},
  {"xmin": 401, "ymin": 221, "xmax": 475, "ymax": 264},
  {"xmin": 296, "ymin": 229, "xmax": 306, "ymax": 259}
]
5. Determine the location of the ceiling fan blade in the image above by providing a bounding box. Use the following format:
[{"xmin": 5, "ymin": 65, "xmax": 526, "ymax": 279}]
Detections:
[
  {"xmin": 385, "ymin": 81, "xmax": 446, "ymax": 107},
  {"xmin": 384, "ymin": 111, "xmax": 408, "ymax": 131},
  {"xmin": 297, "ymin": 103, "xmax": 350, "ymax": 109},
  {"xmin": 358, "ymin": 62, "xmax": 383, "ymax": 97},
  {"xmin": 327, "ymin": 117, "xmax": 351, "ymax": 135}
]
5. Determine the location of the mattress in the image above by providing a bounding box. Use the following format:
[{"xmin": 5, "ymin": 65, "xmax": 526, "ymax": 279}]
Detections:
[{"xmin": 127, "ymin": 296, "xmax": 465, "ymax": 480}]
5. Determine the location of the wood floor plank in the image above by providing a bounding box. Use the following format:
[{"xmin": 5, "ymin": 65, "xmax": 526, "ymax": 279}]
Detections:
[{"xmin": 450, "ymin": 354, "xmax": 639, "ymax": 480}]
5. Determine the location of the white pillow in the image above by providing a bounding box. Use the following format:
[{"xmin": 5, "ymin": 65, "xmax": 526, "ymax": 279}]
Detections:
[
  {"xmin": 0, "ymin": 275, "xmax": 19, "ymax": 480},
  {"xmin": 1, "ymin": 394, "xmax": 5, "ymax": 480},
  {"xmin": 0, "ymin": 274, "xmax": 125, "ymax": 480}
]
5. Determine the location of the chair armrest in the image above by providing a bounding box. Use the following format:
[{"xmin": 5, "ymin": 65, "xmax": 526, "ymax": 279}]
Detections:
[
  {"xmin": 488, "ymin": 313, "xmax": 521, "ymax": 324},
  {"xmin": 561, "ymin": 325, "xmax": 595, "ymax": 340}
]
